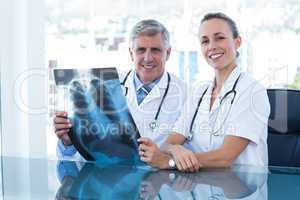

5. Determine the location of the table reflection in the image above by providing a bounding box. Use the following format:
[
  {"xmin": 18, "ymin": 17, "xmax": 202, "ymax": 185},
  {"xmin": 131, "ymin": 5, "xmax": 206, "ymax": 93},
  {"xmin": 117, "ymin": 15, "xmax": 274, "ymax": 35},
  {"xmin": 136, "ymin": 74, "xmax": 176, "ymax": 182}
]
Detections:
[{"xmin": 56, "ymin": 160, "xmax": 268, "ymax": 200}]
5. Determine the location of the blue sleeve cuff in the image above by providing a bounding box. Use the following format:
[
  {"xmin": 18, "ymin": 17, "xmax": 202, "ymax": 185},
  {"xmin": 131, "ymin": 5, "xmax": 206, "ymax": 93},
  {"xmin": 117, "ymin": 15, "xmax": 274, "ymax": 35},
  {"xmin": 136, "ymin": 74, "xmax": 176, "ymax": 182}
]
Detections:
[
  {"xmin": 56, "ymin": 160, "xmax": 79, "ymax": 183},
  {"xmin": 57, "ymin": 139, "xmax": 77, "ymax": 156}
]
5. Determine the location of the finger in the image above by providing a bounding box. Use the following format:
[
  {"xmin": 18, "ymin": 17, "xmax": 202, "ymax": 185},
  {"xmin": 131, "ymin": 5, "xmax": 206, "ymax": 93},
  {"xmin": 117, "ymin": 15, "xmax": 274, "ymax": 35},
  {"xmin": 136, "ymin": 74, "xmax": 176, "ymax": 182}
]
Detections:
[
  {"xmin": 55, "ymin": 111, "xmax": 68, "ymax": 117},
  {"xmin": 177, "ymin": 155, "xmax": 189, "ymax": 172},
  {"xmin": 184, "ymin": 152, "xmax": 198, "ymax": 172},
  {"xmin": 138, "ymin": 150, "xmax": 146, "ymax": 157},
  {"xmin": 55, "ymin": 123, "xmax": 72, "ymax": 131},
  {"xmin": 140, "ymin": 156, "xmax": 150, "ymax": 163},
  {"xmin": 187, "ymin": 155, "xmax": 198, "ymax": 172},
  {"xmin": 190, "ymin": 155, "xmax": 200, "ymax": 171},
  {"xmin": 139, "ymin": 144, "xmax": 150, "ymax": 152},
  {"xmin": 137, "ymin": 137, "xmax": 151, "ymax": 145},
  {"xmin": 54, "ymin": 117, "xmax": 70, "ymax": 124},
  {"xmin": 183, "ymin": 156, "xmax": 194, "ymax": 172},
  {"xmin": 175, "ymin": 159, "xmax": 184, "ymax": 171},
  {"xmin": 139, "ymin": 149, "xmax": 150, "ymax": 159},
  {"xmin": 142, "ymin": 151, "xmax": 148, "ymax": 158},
  {"xmin": 180, "ymin": 157, "xmax": 191, "ymax": 172}
]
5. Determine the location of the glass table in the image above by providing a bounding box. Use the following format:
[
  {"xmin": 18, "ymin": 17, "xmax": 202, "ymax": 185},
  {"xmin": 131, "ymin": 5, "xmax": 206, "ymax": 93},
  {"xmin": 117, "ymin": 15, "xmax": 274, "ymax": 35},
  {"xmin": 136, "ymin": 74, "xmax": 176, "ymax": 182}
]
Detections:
[{"xmin": 0, "ymin": 156, "xmax": 299, "ymax": 199}]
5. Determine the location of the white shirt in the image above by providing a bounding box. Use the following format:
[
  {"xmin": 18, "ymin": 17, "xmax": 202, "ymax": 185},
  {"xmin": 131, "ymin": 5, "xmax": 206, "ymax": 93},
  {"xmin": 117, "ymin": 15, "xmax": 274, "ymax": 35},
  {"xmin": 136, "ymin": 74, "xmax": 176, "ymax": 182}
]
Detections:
[
  {"xmin": 173, "ymin": 67, "xmax": 270, "ymax": 166},
  {"xmin": 57, "ymin": 69, "xmax": 187, "ymax": 159}
]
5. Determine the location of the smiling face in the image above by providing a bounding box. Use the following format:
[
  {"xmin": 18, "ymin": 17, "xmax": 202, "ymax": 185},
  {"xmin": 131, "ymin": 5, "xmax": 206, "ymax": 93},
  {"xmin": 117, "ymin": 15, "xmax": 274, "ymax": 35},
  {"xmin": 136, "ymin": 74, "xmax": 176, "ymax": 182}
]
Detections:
[
  {"xmin": 129, "ymin": 33, "xmax": 171, "ymax": 84},
  {"xmin": 199, "ymin": 18, "xmax": 241, "ymax": 72}
]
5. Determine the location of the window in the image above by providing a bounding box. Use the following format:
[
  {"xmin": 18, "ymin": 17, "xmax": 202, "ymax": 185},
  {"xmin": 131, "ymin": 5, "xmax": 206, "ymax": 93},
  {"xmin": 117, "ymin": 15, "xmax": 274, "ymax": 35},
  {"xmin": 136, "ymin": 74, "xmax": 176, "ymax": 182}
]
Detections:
[{"xmin": 46, "ymin": 0, "xmax": 300, "ymax": 157}]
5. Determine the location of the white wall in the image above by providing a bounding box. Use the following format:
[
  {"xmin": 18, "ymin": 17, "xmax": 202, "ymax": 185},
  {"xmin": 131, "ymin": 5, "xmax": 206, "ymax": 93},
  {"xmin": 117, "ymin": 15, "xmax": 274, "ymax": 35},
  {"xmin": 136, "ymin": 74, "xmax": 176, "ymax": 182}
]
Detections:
[
  {"xmin": 0, "ymin": 0, "xmax": 49, "ymax": 198},
  {"xmin": 0, "ymin": 0, "xmax": 47, "ymax": 158}
]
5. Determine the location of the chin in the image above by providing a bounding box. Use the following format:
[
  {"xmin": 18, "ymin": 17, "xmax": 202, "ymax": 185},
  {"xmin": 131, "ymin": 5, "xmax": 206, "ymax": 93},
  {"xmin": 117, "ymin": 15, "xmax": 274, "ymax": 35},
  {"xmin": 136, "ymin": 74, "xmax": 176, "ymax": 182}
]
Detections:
[
  {"xmin": 140, "ymin": 73, "xmax": 155, "ymax": 83},
  {"xmin": 210, "ymin": 64, "xmax": 223, "ymax": 70},
  {"xmin": 210, "ymin": 61, "xmax": 230, "ymax": 70}
]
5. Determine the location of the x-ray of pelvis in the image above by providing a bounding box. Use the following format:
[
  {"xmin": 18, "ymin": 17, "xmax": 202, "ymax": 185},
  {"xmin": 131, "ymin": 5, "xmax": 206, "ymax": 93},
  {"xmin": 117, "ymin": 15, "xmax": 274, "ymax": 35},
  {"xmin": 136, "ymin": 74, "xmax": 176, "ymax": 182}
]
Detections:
[{"xmin": 54, "ymin": 68, "xmax": 141, "ymax": 165}]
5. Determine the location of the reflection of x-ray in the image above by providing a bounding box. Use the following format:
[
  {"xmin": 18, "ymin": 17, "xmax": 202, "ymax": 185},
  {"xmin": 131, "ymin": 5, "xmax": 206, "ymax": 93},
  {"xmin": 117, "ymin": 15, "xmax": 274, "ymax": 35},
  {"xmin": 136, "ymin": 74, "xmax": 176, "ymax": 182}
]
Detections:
[
  {"xmin": 56, "ymin": 160, "xmax": 150, "ymax": 199},
  {"xmin": 54, "ymin": 68, "xmax": 141, "ymax": 164},
  {"xmin": 56, "ymin": 161, "xmax": 268, "ymax": 200}
]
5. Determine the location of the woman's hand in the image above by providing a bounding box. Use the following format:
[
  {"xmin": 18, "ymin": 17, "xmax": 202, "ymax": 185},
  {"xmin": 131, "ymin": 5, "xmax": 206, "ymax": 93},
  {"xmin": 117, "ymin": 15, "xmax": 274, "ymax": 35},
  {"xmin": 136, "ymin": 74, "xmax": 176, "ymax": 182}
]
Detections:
[{"xmin": 169, "ymin": 145, "xmax": 201, "ymax": 172}]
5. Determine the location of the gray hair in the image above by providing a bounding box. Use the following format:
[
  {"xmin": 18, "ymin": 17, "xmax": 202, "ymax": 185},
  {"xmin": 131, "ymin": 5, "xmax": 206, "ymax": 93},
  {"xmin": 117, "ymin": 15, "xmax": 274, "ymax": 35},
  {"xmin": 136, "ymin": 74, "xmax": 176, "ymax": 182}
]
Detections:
[{"xmin": 129, "ymin": 19, "xmax": 171, "ymax": 48}]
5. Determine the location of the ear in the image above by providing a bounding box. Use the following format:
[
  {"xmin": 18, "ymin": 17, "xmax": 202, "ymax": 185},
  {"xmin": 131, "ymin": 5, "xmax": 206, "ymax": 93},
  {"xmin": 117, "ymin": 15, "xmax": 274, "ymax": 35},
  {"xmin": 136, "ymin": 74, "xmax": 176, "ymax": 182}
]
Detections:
[
  {"xmin": 234, "ymin": 36, "xmax": 242, "ymax": 50},
  {"xmin": 166, "ymin": 47, "xmax": 171, "ymax": 61},
  {"xmin": 128, "ymin": 48, "xmax": 134, "ymax": 61}
]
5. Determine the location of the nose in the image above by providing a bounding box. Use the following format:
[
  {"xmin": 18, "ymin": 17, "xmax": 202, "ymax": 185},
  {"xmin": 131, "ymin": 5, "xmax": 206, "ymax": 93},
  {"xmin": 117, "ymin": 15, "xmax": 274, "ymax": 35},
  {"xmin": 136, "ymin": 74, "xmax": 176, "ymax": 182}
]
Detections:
[
  {"xmin": 208, "ymin": 40, "xmax": 217, "ymax": 50},
  {"xmin": 144, "ymin": 49, "xmax": 154, "ymax": 62}
]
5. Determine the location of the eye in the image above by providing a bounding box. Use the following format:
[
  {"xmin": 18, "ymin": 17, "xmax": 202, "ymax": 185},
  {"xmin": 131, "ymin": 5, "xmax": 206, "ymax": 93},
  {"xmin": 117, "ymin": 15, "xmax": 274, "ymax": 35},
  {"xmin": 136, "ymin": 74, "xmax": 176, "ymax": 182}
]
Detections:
[
  {"xmin": 151, "ymin": 48, "xmax": 162, "ymax": 53},
  {"xmin": 216, "ymin": 36, "xmax": 226, "ymax": 40},
  {"xmin": 201, "ymin": 39, "xmax": 209, "ymax": 45},
  {"xmin": 136, "ymin": 47, "xmax": 145, "ymax": 54}
]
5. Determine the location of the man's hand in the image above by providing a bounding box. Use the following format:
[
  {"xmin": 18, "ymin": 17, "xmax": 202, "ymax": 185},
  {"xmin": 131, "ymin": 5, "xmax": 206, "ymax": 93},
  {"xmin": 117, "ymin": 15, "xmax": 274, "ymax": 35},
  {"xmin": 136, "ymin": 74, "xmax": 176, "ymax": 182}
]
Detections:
[
  {"xmin": 138, "ymin": 137, "xmax": 170, "ymax": 169},
  {"xmin": 54, "ymin": 111, "xmax": 73, "ymax": 146},
  {"xmin": 169, "ymin": 145, "xmax": 201, "ymax": 172}
]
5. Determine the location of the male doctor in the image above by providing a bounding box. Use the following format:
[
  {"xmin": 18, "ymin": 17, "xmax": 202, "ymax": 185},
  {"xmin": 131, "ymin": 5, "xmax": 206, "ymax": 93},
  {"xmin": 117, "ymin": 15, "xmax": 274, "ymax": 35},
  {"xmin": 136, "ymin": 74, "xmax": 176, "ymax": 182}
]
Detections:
[{"xmin": 53, "ymin": 19, "xmax": 187, "ymax": 164}]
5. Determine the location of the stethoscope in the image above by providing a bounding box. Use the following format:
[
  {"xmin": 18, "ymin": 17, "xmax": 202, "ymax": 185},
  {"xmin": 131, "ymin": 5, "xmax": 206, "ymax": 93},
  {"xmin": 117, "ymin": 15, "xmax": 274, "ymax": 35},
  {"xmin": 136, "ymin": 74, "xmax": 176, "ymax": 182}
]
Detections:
[
  {"xmin": 187, "ymin": 73, "xmax": 242, "ymax": 140},
  {"xmin": 121, "ymin": 70, "xmax": 171, "ymax": 132}
]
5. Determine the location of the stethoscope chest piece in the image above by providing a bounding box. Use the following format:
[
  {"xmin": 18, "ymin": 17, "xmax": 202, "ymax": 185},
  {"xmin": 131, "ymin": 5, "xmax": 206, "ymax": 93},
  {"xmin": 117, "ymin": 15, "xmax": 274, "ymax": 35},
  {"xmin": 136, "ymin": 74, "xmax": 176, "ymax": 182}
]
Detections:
[
  {"xmin": 187, "ymin": 132, "xmax": 193, "ymax": 141},
  {"xmin": 149, "ymin": 120, "xmax": 159, "ymax": 132}
]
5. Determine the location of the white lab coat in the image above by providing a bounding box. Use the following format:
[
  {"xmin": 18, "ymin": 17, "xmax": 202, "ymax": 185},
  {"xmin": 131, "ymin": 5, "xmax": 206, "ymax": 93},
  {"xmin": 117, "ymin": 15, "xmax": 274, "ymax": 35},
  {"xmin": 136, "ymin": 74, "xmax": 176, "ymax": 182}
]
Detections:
[
  {"xmin": 173, "ymin": 67, "xmax": 270, "ymax": 166},
  {"xmin": 120, "ymin": 69, "xmax": 187, "ymax": 147},
  {"xmin": 57, "ymin": 69, "xmax": 187, "ymax": 159}
]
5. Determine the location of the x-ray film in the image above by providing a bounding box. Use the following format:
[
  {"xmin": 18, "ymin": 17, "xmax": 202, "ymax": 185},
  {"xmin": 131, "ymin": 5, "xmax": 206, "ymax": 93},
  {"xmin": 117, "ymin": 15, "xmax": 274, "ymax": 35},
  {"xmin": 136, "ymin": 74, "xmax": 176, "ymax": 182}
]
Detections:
[{"xmin": 53, "ymin": 68, "xmax": 141, "ymax": 164}]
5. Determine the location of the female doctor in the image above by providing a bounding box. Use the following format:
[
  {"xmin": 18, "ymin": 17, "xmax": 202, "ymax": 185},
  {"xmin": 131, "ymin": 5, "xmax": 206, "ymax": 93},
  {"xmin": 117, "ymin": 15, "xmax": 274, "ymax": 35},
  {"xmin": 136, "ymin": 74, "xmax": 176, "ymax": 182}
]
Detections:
[{"xmin": 139, "ymin": 12, "xmax": 270, "ymax": 171}]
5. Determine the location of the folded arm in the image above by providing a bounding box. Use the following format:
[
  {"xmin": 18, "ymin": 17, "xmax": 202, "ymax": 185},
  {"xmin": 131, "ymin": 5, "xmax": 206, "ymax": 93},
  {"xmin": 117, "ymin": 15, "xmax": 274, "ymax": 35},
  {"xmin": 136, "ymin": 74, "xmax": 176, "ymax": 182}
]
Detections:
[
  {"xmin": 139, "ymin": 133, "xmax": 201, "ymax": 171},
  {"xmin": 195, "ymin": 135, "xmax": 249, "ymax": 168}
]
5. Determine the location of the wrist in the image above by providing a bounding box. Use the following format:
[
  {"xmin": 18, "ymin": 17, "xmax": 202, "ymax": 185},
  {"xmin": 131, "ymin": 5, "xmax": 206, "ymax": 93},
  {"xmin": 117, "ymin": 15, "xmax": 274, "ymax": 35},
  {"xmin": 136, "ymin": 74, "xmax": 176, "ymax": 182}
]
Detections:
[
  {"xmin": 161, "ymin": 143, "xmax": 177, "ymax": 155},
  {"xmin": 158, "ymin": 153, "xmax": 174, "ymax": 169},
  {"xmin": 168, "ymin": 144, "xmax": 179, "ymax": 156},
  {"xmin": 62, "ymin": 139, "xmax": 72, "ymax": 146}
]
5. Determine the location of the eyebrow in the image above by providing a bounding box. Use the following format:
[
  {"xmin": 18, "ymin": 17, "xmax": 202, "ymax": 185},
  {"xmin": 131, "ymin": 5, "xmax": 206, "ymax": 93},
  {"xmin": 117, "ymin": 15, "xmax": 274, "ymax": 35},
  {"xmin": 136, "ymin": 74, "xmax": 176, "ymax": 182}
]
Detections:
[
  {"xmin": 214, "ymin": 32, "xmax": 226, "ymax": 36},
  {"xmin": 201, "ymin": 32, "xmax": 226, "ymax": 38}
]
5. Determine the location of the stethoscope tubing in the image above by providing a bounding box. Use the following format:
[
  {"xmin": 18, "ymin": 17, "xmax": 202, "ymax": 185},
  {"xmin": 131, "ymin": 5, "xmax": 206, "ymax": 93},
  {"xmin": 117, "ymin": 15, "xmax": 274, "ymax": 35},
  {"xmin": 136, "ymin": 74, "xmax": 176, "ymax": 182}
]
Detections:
[
  {"xmin": 188, "ymin": 74, "xmax": 242, "ymax": 140},
  {"xmin": 120, "ymin": 70, "xmax": 171, "ymax": 122}
]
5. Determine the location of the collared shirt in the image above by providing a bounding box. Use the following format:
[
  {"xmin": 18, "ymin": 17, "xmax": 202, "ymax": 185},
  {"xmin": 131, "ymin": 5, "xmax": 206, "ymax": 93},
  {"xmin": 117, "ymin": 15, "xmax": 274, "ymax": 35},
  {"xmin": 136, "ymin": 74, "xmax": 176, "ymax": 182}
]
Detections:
[
  {"xmin": 57, "ymin": 139, "xmax": 80, "ymax": 158},
  {"xmin": 173, "ymin": 67, "xmax": 270, "ymax": 166},
  {"xmin": 133, "ymin": 71, "xmax": 162, "ymax": 94}
]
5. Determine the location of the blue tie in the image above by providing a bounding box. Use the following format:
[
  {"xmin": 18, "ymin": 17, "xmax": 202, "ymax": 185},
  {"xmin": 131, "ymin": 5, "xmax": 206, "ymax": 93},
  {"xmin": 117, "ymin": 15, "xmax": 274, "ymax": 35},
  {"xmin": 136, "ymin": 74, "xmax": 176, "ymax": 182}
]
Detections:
[{"xmin": 137, "ymin": 85, "xmax": 151, "ymax": 105}]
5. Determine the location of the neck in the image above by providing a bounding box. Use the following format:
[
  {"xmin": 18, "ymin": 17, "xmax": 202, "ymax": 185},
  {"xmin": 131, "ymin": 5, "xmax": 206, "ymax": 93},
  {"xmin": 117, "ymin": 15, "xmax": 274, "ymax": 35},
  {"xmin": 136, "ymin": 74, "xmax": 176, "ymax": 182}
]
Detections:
[
  {"xmin": 137, "ymin": 71, "xmax": 164, "ymax": 85},
  {"xmin": 214, "ymin": 63, "xmax": 237, "ymax": 93}
]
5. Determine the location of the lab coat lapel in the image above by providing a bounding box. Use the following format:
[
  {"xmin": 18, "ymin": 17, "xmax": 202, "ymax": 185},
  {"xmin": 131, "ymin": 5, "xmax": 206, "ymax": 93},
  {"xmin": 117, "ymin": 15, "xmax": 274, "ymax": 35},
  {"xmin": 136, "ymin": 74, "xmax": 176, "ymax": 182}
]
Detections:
[
  {"xmin": 219, "ymin": 67, "xmax": 242, "ymax": 100},
  {"xmin": 209, "ymin": 67, "xmax": 243, "ymax": 130},
  {"xmin": 203, "ymin": 81, "xmax": 217, "ymax": 114},
  {"xmin": 124, "ymin": 71, "xmax": 138, "ymax": 110},
  {"xmin": 209, "ymin": 67, "xmax": 242, "ymax": 113}
]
